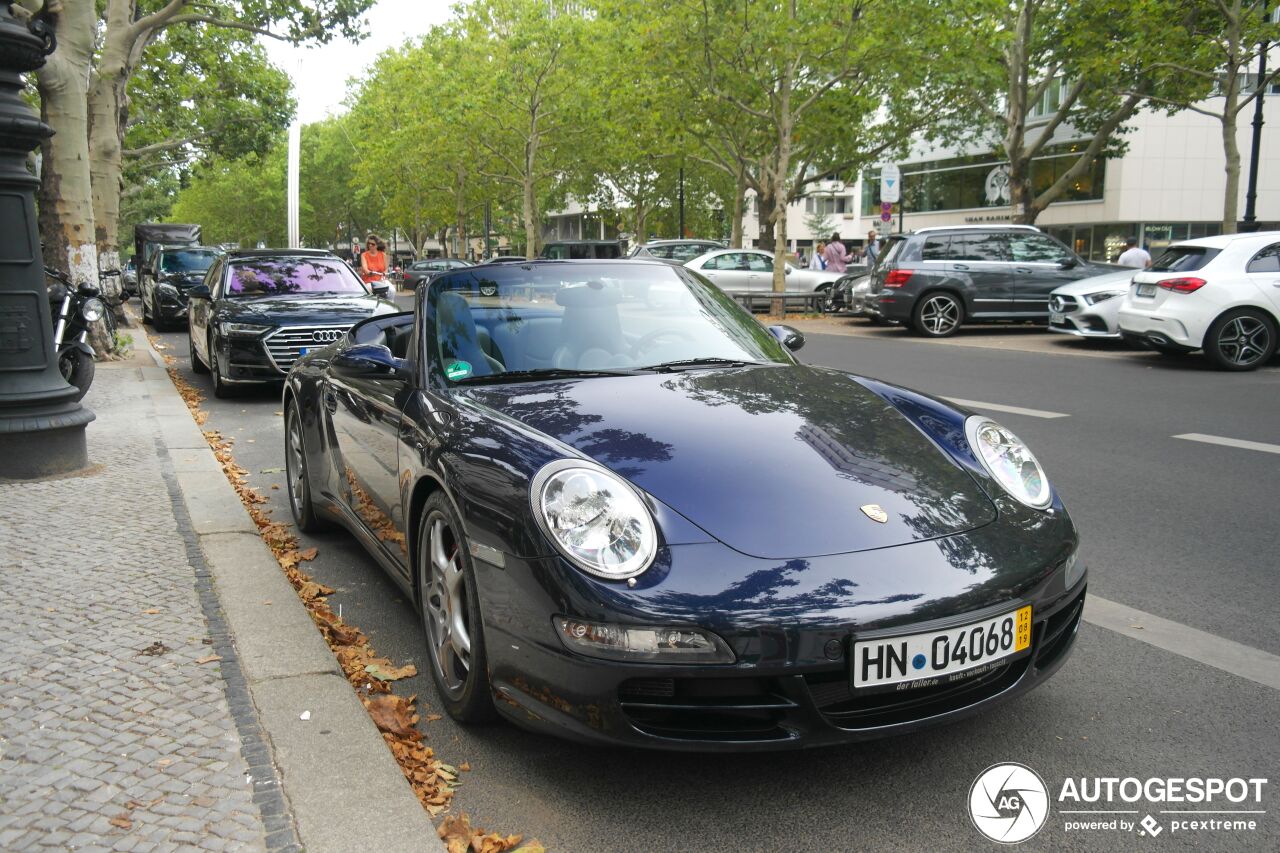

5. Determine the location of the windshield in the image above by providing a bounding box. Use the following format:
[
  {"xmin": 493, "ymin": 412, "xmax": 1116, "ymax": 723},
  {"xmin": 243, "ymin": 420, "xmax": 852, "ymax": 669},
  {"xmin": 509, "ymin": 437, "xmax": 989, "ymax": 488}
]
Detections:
[
  {"xmin": 428, "ymin": 262, "xmax": 792, "ymax": 383},
  {"xmin": 226, "ymin": 258, "xmax": 368, "ymax": 297},
  {"xmin": 1150, "ymin": 246, "xmax": 1220, "ymax": 272},
  {"xmin": 161, "ymin": 250, "xmax": 218, "ymax": 273}
]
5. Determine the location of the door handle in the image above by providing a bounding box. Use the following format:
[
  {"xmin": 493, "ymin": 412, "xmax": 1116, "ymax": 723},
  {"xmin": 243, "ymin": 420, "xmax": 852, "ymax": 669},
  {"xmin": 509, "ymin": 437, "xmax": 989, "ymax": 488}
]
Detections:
[
  {"xmin": 952, "ymin": 264, "xmax": 969, "ymax": 271},
  {"xmin": 1014, "ymin": 267, "xmax": 1033, "ymax": 274}
]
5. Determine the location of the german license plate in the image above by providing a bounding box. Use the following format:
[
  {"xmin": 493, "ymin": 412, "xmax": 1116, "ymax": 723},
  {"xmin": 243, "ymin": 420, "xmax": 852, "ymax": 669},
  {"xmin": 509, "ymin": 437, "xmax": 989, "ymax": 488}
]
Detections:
[
  {"xmin": 852, "ymin": 606, "xmax": 1032, "ymax": 691},
  {"xmin": 1049, "ymin": 311, "xmax": 1065, "ymax": 325},
  {"xmin": 1136, "ymin": 283, "xmax": 1157, "ymax": 297},
  {"xmin": 298, "ymin": 347, "xmax": 308, "ymax": 356}
]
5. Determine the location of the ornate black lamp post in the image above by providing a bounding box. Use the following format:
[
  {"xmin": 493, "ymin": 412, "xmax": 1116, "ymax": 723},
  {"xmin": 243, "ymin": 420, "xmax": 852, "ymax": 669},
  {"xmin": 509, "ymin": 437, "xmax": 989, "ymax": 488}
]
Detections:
[{"xmin": 0, "ymin": 5, "xmax": 93, "ymax": 479}]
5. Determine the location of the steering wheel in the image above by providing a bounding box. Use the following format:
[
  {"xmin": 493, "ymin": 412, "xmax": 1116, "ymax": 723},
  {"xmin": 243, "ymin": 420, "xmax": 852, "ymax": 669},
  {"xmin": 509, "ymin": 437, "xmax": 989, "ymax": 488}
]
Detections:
[{"xmin": 631, "ymin": 328, "xmax": 696, "ymax": 358}]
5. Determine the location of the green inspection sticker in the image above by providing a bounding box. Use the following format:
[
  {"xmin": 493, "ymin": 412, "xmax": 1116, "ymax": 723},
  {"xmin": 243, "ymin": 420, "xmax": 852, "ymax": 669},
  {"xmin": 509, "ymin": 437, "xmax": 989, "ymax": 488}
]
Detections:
[{"xmin": 445, "ymin": 360, "xmax": 472, "ymax": 380}]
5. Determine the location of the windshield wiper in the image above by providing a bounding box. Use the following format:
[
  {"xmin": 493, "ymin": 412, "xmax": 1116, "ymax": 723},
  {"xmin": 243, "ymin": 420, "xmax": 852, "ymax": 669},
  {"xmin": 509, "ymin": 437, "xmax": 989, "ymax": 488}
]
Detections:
[
  {"xmin": 639, "ymin": 357, "xmax": 765, "ymax": 373},
  {"xmin": 456, "ymin": 367, "xmax": 643, "ymax": 384}
]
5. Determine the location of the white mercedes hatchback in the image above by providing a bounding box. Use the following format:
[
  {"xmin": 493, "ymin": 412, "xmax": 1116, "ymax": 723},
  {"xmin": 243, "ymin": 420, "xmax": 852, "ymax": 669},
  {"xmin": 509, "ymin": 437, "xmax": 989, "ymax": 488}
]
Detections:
[{"xmin": 1117, "ymin": 233, "xmax": 1280, "ymax": 371}]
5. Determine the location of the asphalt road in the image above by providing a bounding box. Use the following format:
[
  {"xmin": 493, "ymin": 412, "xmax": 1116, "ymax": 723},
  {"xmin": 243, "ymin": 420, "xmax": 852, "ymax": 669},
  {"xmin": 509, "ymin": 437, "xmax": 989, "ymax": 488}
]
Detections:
[{"xmin": 150, "ymin": 307, "xmax": 1280, "ymax": 852}]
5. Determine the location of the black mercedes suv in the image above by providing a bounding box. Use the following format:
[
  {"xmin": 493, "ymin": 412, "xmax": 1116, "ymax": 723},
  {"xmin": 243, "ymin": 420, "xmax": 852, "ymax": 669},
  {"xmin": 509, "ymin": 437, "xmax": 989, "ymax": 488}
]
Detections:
[{"xmin": 869, "ymin": 225, "xmax": 1119, "ymax": 336}]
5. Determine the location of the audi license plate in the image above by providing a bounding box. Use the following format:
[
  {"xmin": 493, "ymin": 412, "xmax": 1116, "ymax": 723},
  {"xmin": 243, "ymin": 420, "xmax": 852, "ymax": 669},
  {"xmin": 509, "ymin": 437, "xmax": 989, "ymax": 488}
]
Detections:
[
  {"xmin": 852, "ymin": 606, "xmax": 1032, "ymax": 691},
  {"xmin": 1136, "ymin": 283, "xmax": 1157, "ymax": 297}
]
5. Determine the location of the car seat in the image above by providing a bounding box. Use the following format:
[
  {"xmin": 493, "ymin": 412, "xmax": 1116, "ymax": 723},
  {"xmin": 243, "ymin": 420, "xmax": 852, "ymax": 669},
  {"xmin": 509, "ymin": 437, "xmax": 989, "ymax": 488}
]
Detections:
[
  {"xmin": 435, "ymin": 292, "xmax": 502, "ymax": 375},
  {"xmin": 551, "ymin": 283, "xmax": 631, "ymax": 369}
]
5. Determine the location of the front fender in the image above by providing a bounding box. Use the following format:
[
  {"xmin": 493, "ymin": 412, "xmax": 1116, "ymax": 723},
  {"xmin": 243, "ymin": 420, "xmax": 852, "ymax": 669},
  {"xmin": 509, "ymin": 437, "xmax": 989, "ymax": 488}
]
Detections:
[{"xmin": 62, "ymin": 340, "xmax": 95, "ymax": 359}]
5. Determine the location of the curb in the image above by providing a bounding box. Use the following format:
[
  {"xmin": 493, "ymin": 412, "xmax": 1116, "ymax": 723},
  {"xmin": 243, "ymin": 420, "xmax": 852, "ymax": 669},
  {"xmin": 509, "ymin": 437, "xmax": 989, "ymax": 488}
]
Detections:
[{"xmin": 137, "ymin": 333, "xmax": 442, "ymax": 852}]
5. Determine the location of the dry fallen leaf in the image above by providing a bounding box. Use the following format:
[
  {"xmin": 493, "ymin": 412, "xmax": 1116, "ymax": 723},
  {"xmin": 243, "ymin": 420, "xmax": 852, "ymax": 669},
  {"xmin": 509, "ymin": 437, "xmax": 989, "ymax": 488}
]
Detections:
[
  {"xmin": 365, "ymin": 661, "xmax": 418, "ymax": 681},
  {"xmin": 297, "ymin": 547, "xmax": 319, "ymax": 562},
  {"xmin": 108, "ymin": 814, "xmax": 132, "ymax": 830},
  {"xmin": 142, "ymin": 608, "xmax": 160, "ymax": 615},
  {"xmin": 195, "ymin": 654, "xmax": 221, "ymax": 665},
  {"xmin": 424, "ymin": 713, "xmax": 443, "ymax": 722},
  {"xmin": 365, "ymin": 694, "xmax": 418, "ymax": 738},
  {"xmin": 460, "ymin": 762, "xmax": 471, "ymax": 772}
]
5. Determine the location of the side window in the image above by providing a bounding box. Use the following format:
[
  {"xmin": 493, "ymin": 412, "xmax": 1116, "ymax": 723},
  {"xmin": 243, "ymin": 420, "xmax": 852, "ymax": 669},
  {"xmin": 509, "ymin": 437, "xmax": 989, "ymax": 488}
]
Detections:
[
  {"xmin": 568, "ymin": 244, "xmax": 592, "ymax": 260},
  {"xmin": 544, "ymin": 245, "xmax": 568, "ymax": 260},
  {"xmin": 702, "ymin": 253, "xmax": 726, "ymax": 270},
  {"xmin": 1246, "ymin": 244, "xmax": 1280, "ymax": 273},
  {"xmin": 208, "ymin": 260, "xmax": 225, "ymax": 299},
  {"xmin": 746, "ymin": 254, "xmax": 772, "ymax": 272},
  {"xmin": 921, "ymin": 237, "xmax": 950, "ymax": 261},
  {"xmin": 647, "ymin": 246, "xmax": 675, "ymax": 259},
  {"xmin": 1009, "ymin": 234, "xmax": 1072, "ymax": 264},
  {"xmin": 951, "ymin": 233, "xmax": 1009, "ymax": 262}
]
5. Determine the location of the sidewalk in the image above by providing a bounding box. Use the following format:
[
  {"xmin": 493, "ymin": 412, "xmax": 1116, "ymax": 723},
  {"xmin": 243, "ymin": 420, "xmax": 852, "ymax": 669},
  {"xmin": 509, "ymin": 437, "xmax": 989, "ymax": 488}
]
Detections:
[{"xmin": 0, "ymin": 342, "xmax": 438, "ymax": 851}]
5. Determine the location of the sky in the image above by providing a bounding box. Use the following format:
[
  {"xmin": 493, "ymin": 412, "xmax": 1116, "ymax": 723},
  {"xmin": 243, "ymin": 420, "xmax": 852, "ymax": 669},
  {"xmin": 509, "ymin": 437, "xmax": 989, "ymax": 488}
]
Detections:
[{"xmin": 263, "ymin": 0, "xmax": 455, "ymax": 125}]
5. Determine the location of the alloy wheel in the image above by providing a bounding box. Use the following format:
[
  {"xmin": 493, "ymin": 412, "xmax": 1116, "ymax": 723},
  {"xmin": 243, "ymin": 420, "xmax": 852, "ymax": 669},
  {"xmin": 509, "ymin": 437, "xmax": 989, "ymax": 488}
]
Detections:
[
  {"xmin": 919, "ymin": 295, "xmax": 961, "ymax": 336},
  {"xmin": 1216, "ymin": 316, "xmax": 1271, "ymax": 368},
  {"xmin": 286, "ymin": 410, "xmax": 305, "ymax": 517},
  {"xmin": 422, "ymin": 513, "xmax": 472, "ymax": 697}
]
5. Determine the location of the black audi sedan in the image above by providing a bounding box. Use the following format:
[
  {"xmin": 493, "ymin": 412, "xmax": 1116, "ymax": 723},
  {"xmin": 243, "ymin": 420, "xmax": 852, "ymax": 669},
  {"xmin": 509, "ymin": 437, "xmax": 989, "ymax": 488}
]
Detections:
[
  {"xmin": 141, "ymin": 245, "xmax": 222, "ymax": 331},
  {"xmin": 283, "ymin": 260, "xmax": 1085, "ymax": 750},
  {"xmin": 188, "ymin": 249, "xmax": 398, "ymax": 398}
]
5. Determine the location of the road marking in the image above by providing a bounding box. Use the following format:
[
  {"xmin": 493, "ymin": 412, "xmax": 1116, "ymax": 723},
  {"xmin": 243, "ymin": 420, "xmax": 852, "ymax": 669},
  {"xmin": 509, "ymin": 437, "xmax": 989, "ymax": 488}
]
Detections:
[
  {"xmin": 1173, "ymin": 433, "xmax": 1280, "ymax": 456},
  {"xmin": 1084, "ymin": 596, "xmax": 1280, "ymax": 691},
  {"xmin": 943, "ymin": 397, "xmax": 1070, "ymax": 419}
]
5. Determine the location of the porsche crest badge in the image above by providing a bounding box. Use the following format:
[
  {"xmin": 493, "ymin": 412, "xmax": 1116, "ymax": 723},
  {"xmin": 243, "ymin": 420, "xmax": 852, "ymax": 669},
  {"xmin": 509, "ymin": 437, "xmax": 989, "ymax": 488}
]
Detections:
[{"xmin": 860, "ymin": 504, "xmax": 889, "ymax": 524}]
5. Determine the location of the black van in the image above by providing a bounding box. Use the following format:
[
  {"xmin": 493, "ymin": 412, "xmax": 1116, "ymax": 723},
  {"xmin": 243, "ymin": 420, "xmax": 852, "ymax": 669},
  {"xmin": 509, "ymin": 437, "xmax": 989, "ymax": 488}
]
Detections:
[{"xmin": 539, "ymin": 240, "xmax": 625, "ymax": 260}]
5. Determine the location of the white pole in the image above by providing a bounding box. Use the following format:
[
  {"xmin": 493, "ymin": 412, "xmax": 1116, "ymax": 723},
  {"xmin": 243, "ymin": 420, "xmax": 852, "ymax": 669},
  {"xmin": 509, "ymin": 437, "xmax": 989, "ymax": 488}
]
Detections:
[{"xmin": 287, "ymin": 121, "xmax": 301, "ymax": 248}]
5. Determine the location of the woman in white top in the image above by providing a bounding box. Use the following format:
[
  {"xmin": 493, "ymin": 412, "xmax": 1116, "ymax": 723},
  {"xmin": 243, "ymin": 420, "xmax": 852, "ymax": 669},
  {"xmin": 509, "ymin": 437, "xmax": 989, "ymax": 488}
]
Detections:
[{"xmin": 809, "ymin": 241, "xmax": 826, "ymax": 270}]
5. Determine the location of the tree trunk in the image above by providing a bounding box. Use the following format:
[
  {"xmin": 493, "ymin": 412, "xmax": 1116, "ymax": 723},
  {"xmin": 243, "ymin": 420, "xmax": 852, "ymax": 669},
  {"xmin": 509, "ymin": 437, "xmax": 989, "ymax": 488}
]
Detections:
[
  {"xmin": 35, "ymin": 2, "xmax": 110, "ymax": 354},
  {"xmin": 1008, "ymin": 156, "xmax": 1036, "ymax": 225},
  {"xmin": 522, "ymin": 173, "xmax": 538, "ymax": 257},
  {"xmin": 730, "ymin": 167, "xmax": 746, "ymax": 247},
  {"xmin": 1220, "ymin": 71, "xmax": 1242, "ymax": 234},
  {"xmin": 756, "ymin": 185, "xmax": 776, "ymax": 251}
]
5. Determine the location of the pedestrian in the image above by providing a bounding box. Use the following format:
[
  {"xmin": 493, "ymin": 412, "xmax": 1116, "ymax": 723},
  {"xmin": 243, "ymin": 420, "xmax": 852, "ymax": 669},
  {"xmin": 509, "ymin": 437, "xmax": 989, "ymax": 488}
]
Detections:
[
  {"xmin": 823, "ymin": 232, "xmax": 852, "ymax": 274},
  {"xmin": 865, "ymin": 229, "xmax": 880, "ymax": 266},
  {"xmin": 360, "ymin": 234, "xmax": 388, "ymax": 284},
  {"xmin": 797, "ymin": 250, "xmax": 807, "ymax": 269},
  {"xmin": 1117, "ymin": 238, "xmax": 1152, "ymax": 269},
  {"xmin": 810, "ymin": 242, "xmax": 826, "ymax": 270}
]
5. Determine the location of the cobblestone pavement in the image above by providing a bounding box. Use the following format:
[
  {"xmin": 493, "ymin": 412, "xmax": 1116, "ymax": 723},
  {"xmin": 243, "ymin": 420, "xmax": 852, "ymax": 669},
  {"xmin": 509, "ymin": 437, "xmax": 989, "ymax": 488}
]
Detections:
[{"xmin": 0, "ymin": 365, "xmax": 296, "ymax": 852}]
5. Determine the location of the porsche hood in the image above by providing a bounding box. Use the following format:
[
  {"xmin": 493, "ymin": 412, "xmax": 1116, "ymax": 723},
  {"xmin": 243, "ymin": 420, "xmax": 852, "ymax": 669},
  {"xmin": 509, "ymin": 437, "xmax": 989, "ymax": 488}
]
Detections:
[{"xmin": 460, "ymin": 365, "xmax": 998, "ymax": 559}]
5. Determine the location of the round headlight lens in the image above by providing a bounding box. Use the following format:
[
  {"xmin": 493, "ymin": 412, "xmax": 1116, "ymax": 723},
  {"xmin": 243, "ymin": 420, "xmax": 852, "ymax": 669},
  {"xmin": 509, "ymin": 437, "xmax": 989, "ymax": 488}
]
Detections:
[
  {"xmin": 965, "ymin": 416, "xmax": 1052, "ymax": 509},
  {"xmin": 532, "ymin": 461, "xmax": 657, "ymax": 579},
  {"xmin": 80, "ymin": 298, "xmax": 105, "ymax": 323}
]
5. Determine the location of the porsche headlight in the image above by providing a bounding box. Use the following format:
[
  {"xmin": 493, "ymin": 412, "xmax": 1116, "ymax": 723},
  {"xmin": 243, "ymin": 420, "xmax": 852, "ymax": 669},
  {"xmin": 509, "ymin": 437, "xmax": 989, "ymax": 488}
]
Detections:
[
  {"xmin": 1083, "ymin": 290, "xmax": 1123, "ymax": 305},
  {"xmin": 531, "ymin": 460, "xmax": 657, "ymax": 580},
  {"xmin": 965, "ymin": 416, "xmax": 1052, "ymax": 509},
  {"xmin": 80, "ymin": 298, "xmax": 105, "ymax": 323}
]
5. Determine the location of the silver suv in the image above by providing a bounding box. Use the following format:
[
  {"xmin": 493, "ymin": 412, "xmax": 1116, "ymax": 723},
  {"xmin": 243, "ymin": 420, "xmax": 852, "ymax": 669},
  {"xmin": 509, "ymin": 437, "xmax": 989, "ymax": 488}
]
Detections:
[{"xmin": 869, "ymin": 225, "xmax": 1120, "ymax": 336}]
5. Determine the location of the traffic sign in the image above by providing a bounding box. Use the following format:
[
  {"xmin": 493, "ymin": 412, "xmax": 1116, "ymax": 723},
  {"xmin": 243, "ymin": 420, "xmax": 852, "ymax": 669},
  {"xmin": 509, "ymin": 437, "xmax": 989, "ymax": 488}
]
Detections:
[
  {"xmin": 881, "ymin": 201, "xmax": 893, "ymax": 213},
  {"xmin": 880, "ymin": 164, "xmax": 901, "ymax": 204},
  {"xmin": 880, "ymin": 212, "xmax": 892, "ymax": 223}
]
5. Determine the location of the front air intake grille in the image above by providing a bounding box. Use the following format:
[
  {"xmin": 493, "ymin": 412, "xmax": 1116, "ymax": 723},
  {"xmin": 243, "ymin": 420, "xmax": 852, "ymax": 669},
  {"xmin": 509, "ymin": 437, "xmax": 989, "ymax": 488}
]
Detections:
[
  {"xmin": 264, "ymin": 326, "xmax": 349, "ymax": 372},
  {"xmin": 618, "ymin": 677, "xmax": 797, "ymax": 742}
]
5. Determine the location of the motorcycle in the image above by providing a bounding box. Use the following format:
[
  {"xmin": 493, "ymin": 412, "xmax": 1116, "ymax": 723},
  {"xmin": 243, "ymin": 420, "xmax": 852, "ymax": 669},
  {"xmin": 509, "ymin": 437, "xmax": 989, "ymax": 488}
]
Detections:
[{"xmin": 46, "ymin": 268, "xmax": 116, "ymax": 402}]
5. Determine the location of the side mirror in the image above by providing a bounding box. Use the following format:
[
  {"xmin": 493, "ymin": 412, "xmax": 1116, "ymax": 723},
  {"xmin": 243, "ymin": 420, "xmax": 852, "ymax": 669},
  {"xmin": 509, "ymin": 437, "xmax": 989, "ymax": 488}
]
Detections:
[
  {"xmin": 372, "ymin": 283, "xmax": 392, "ymax": 298},
  {"xmin": 333, "ymin": 344, "xmax": 409, "ymax": 378},
  {"xmin": 784, "ymin": 265, "xmax": 793, "ymax": 275},
  {"xmin": 188, "ymin": 284, "xmax": 211, "ymax": 300},
  {"xmin": 1059, "ymin": 257, "xmax": 1079, "ymax": 270},
  {"xmin": 768, "ymin": 324, "xmax": 805, "ymax": 351}
]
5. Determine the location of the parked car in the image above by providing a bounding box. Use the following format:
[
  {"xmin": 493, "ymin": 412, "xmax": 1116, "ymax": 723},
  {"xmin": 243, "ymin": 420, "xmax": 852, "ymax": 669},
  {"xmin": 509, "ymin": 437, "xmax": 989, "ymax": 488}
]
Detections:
[
  {"xmin": 1046, "ymin": 269, "xmax": 1136, "ymax": 339},
  {"xmin": 629, "ymin": 239, "xmax": 725, "ymax": 264},
  {"xmin": 825, "ymin": 273, "xmax": 874, "ymax": 315},
  {"xmin": 122, "ymin": 258, "xmax": 139, "ymax": 295},
  {"xmin": 684, "ymin": 248, "xmax": 846, "ymax": 298},
  {"xmin": 403, "ymin": 258, "xmax": 474, "ymax": 289},
  {"xmin": 134, "ymin": 222, "xmax": 200, "ymax": 300},
  {"xmin": 187, "ymin": 249, "xmax": 398, "ymax": 398},
  {"xmin": 540, "ymin": 240, "xmax": 625, "ymax": 260},
  {"xmin": 869, "ymin": 225, "xmax": 1120, "ymax": 337},
  {"xmin": 140, "ymin": 246, "xmax": 222, "ymax": 331},
  {"xmin": 282, "ymin": 259, "xmax": 1084, "ymax": 749},
  {"xmin": 1117, "ymin": 232, "xmax": 1280, "ymax": 371}
]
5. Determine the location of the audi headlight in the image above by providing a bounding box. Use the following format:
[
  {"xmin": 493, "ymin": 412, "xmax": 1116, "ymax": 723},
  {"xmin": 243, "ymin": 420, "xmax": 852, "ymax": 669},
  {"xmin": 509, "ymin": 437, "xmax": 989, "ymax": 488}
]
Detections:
[
  {"xmin": 965, "ymin": 416, "xmax": 1052, "ymax": 509},
  {"xmin": 1083, "ymin": 290, "xmax": 1123, "ymax": 305},
  {"xmin": 80, "ymin": 298, "xmax": 105, "ymax": 323},
  {"xmin": 218, "ymin": 322, "xmax": 271, "ymax": 338},
  {"xmin": 157, "ymin": 282, "xmax": 179, "ymax": 298},
  {"xmin": 531, "ymin": 460, "xmax": 657, "ymax": 580}
]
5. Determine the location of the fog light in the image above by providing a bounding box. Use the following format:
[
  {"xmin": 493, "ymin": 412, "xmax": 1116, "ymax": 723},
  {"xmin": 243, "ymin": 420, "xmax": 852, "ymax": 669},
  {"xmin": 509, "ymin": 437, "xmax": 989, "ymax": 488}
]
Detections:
[{"xmin": 553, "ymin": 617, "xmax": 735, "ymax": 664}]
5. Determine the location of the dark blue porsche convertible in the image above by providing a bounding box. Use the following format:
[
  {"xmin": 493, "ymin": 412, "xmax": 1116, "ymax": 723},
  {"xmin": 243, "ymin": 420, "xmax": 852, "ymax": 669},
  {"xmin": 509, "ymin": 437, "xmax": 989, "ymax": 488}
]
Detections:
[{"xmin": 282, "ymin": 260, "xmax": 1085, "ymax": 750}]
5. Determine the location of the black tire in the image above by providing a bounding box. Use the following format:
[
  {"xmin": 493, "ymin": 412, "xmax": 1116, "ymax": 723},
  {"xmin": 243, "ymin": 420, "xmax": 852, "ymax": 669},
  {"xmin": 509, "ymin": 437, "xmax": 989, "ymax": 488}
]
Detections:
[
  {"xmin": 416, "ymin": 494, "xmax": 497, "ymax": 723},
  {"xmin": 284, "ymin": 402, "xmax": 329, "ymax": 532},
  {"xmin": 912, "ymin": 291, "xmax": 965, "ymax": 337},
  {"xmin": 1203, "ymin": 308, "xmax": 1277, "ymax": 372},
  {"xmin": 190, "ymin": 331, "xmax": 209, "ymax": 374},
  {"xmin": 58, "ymin": 347, "xmax": 94, "ymax": 402},
  {"xmin": 208, "ymin": 333, "xmax": 234, "ymax": 398}
]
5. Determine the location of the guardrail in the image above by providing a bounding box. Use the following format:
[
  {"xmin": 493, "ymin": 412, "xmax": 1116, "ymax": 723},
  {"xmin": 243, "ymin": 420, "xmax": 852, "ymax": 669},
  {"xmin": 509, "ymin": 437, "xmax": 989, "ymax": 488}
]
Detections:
[{"xmin": 724, "ymin": 290, "xmax": 827, "ymax": 315}]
